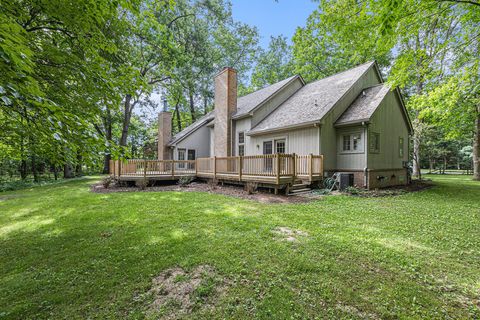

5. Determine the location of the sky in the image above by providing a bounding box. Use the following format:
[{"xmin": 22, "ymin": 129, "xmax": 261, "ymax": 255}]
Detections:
[{"xmin": 231, "ymin": 0, "xmax": 318, "ymax": 49}]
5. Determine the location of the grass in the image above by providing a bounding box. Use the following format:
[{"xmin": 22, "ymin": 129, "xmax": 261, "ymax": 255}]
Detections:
[{"xmin": 0, "ymin": 175, "xmax": 479, "ymax": 319}]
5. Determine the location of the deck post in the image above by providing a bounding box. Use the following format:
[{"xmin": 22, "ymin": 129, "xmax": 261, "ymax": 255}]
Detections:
[
  {"xmin": 118, "ymin": 160, "xmax": 121, "ymax": 178},
  {"xmin": 308, "ymin": 153, "xmax": 313, "ymax": 181},
  {"xmin": 213, "ymin": 156, "xmax": 217, "ymax": 179},
  {"xmin": 195, "ymin": 158, "xmax": 198, "ymax": 176},
  {"xmin": 292, "ymin": 153, "xmax": 297, "ymax": 182},
  {"xmin": 144, "ymin": 160, "xmax": 147, "ymax": 179},
  {"xmin": 238, "ymin": 156, "xmax": 242, "ymax": 181},
  {"xmin": 276, "ymin": 153, "xmax": 280, "ymax": 184},
  {"xmin": 171, "ymin": 160, "xmax": 175, "ymax": 178}
]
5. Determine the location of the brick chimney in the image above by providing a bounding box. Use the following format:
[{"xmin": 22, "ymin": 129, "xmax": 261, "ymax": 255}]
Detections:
[
  {"xmin": 158, "ymin": 111, "xmax": 172, "ymax": 160},
  {"xmin": 214, "ymin": 67, "xmax": 237, "ymax": 157}
]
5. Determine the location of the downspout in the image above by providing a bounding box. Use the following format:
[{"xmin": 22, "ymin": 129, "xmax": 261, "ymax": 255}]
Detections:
[{"xmin": 363, "ymin": 122, "xmax": 369, "ymax": 189}]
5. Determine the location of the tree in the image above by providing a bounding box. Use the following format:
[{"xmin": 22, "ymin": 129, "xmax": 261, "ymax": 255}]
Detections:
[
  {"xmin": 292, "ymin": 0, "xmax": 392, "ymax": 82},
  {"xmin": 0, "ymin": 0, "xmax": 141, "ymax": 179},
  {"xmin": 250, "ymin": 36, "xmax": 294, "ymax": 91}
]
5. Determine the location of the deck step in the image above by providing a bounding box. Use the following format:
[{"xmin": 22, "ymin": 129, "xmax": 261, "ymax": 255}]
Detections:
[
  {"xmin": 292, "ymin": 183, "xmax": 310, "ymax": 190},
  {"xmin": 290, "ymin": 188, "xmax": 311, "ymax": 194}
]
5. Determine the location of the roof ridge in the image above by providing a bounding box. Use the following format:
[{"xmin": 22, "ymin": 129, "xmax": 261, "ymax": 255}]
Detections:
[
  {"xmin": 238, "ymin": 75, "xmax": 298, "ymax": 99},
  {"xmin": 304, "ymin": 61, "xmax": 375, "ymax": 86}
]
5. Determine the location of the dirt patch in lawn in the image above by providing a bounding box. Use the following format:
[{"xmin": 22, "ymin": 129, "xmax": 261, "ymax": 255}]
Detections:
[
  {"xmin": 146, "ymin": 265, "xmax": 228, "ymax": 319},
  {"xmin": 91, "ymin": 181, "xmax": 313, "ymax": 204},
  {"xmin": 273, "ymin": 226, "xmax": 309, "ymax": 242}
]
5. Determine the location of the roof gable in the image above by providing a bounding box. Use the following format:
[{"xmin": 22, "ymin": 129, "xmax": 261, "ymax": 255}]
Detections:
[
  {"xmin": 335, "ymin": 84, "xmax": 390, "ymax": 125},
  {"xmin": 168, "ymin": 111, "xmax": 214, "ymax": 146},
  {"xmin": 249, "ymin": 61, "xmax": 376, "ymax": 134},
  {"xmin": 234, "ymin": 75, "xmax": 301, "ymax": 118}
]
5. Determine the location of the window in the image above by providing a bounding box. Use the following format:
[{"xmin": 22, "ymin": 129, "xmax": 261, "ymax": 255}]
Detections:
[
  {"xmin": 341, "ymin": 133, "xmax": 363, "ymax": 153},
  {"xmin": 275, "ymin": 139, "xmax": 286, "ymax": 154},
  {"xmin": 370, "ymin": 132, "xmax": 380, "ymax": 153},
  {"xmin": 399, "ymin": 137, "xmax": 404, "ymax": 157},
  {"xmin": 263, "ymin": 141, "xmax": 273, "ymax": 171},
  {"xmin": 178, "ymin": 149, "xmax": 186, "ymax": 169},
  {"xmin": 238, "ymin": 131, "xmax": 245, "ymax": 144},
  {"xmin": 238, "ymin": 145, "xmax": 245, "ymax": 156},
  {"xmin": 352, "ymin": 134, "xmax": 361, "ymax": 151},
  {"xmin": 187, "ymin": 150, "xmax": 195, "ymax": 169},
  {"xmin": 343, "ymin": 135, "xmax": 351, "ymax": 151},
  {"xmin": 238, "ymin": 131, "xmax": 245, "ymax": 156}
]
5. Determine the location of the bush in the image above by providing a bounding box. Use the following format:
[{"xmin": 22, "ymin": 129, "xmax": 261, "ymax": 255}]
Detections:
[
  {"xmin": 178, "ymin": 175, "xmax": 195, "ymax": 187},
  {"xmin": 135, "ymin": 179, "xmax": 149, "ymax": 190},
  {"xmin": 102, "ymin": 176, "xmax": 116, "ymax": 189},
  {"xmin": 344, "ymin": 186, "xmax": 361, "ymax": 195},
  {"xmin": 245, "ymin": 182, "xmax": 258, "ymax": 195}
]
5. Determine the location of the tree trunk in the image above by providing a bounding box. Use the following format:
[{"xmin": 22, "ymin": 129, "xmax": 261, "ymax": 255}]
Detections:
[
  {"xmin": 75, "ymin": 152, "xmax": 82, "ymax": 177},
  {"xmin": 189, "ymin": 92, "xmax": 196, "ymax": 122},
  {"xmin": 64, "ymin": 164, "xmax": 74, "ymax": 178},
  {"xmin": 413, "ymin": 135, "xmax": 422, "ymax": 179},
  {"xmin": 473, "ymin": 103, "xmax": 480, "ymax": 180},
  {"xmin": 429, "ymin": 158, "xmax": 433, "ymax": 173},
  {"xmin": 174, "ymin": 101, "xmax": 182, "ymax": 132},
  {"xmin": 53, "ymin": 166, "xmax": 58, "ymax": 181},
  {"xmin": 103, "ymin": 154, "xmax": 111, "ymax": 175},
  {"xmin": 20, "ymin": 135, "xmax": 27, "ymax": 180},
  {"xmin": 120, "ymin": 94, "xmax": 133, "ymax": 147},
  {"xmin": 102, "ymin": 106, "xmax": 113, "ymax": 174},
  {"xmin": 31, "ymin": 154, "xmax": 38, "ymax": 182}
]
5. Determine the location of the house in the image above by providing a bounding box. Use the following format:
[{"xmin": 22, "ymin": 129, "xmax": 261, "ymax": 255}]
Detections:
[{"xmin": 157, "ymin": 61, "xmax": 413, "ymax": 189}]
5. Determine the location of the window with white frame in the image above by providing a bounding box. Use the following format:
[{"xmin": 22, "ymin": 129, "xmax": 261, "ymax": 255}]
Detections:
[
  {"xmin": 238, "ymin": 131, "xmax": 245, "ymax": 156},
  {"xmin": 352, "ymin": 133, "xmax": 361, "ymax": 151},
  {"xmin": 178, "ymin": 149, "xmax": 186, "ymax": 168},
  {"xmin": 343, "ymin": 135, "xmax": 351, "ymax": 151},
  {"xmin": 370, "ymin": 132, "xmax": 380, "ymax": 153},
  {"xmin": 342, "ymin": 133, "xmax": 363, "ymax": 152},
  {"xmin": 275, "ymin": 139, "xmax": 286, "ymax": 154},
  {"xmin": 238, "ymin": 145, "xmax": 245, "ymax": 156}
]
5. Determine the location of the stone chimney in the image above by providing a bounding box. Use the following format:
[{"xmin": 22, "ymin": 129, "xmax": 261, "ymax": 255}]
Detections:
[
  {"xmin": 158, "ymin": 111, "xmax": 172, "ymax": 160},
  {"xmin": 214, "ymin": 67, "xmax": 237, "ymax": 157}
]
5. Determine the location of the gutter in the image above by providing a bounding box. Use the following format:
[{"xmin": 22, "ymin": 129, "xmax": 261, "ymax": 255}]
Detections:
[{"xmin": 246, "ymin": 120, "xmax": 321, "ymax": 136}]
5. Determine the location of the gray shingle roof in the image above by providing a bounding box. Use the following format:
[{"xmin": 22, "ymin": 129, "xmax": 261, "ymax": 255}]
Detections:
[
  {"xmin": 249, "ymin": 62, "xmax": 375, "ymax": 134},
  {"xmin": 234, "ymin": 75, "xmax": 299, "ymax": 117},
  {"xmin": 168, "ymin": 111, "xmax": 214, "ymax": 146},
  {"xmin": 335, "ymin": 84, "xmax": 390, "ymax": 125}
]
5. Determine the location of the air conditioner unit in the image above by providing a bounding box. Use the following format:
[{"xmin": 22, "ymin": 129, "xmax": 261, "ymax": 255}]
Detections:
[{"xmin": 337, "ymin": 172, "xmax": 354, "ymax": 190}]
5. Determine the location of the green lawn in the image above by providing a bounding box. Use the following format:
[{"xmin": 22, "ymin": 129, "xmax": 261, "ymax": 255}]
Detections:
[{"xmin": 1, "ymin": 176, "xmax": 479, "ymax": 319}]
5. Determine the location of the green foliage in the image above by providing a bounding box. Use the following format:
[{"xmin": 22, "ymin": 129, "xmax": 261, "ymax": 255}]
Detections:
[
  {"xmin": 292, "ymin": 0, "xmax": 392, "ymax": 82},
  {"xmin": 343, "ymin": 186, "xmax": 361, "ymax": 195},
  {"xmin": 250, "ymin": 36, "xmax": 294, "ymax": 91},
  {"xmin": 178, "ymin": 175, "xmax": 195, "ymax": 186}
]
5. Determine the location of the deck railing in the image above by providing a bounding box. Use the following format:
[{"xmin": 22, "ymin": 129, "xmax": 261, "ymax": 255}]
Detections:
[{"xmin": 109, "ymin": 154, "xmax": 323, "ymax": 183}]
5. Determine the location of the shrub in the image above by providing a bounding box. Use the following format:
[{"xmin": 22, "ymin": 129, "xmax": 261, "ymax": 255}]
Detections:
[
  {"xmin": 178, "ymin": 175, "xmax": 195, "ymax": 187},
  {"xmin": 245, "ymin": 182, "xmax": 258, "ymax": 195},
  {"xmin": 135, "ymin": 179, "xmax": 149, "ymax": 190},
  {"xmin": 344, "ymin": 186, "xmax": 361, "ymax": 195},
  {"xmin": 102, "ymin": 176, "xmax": 116, "ymax": 189}
]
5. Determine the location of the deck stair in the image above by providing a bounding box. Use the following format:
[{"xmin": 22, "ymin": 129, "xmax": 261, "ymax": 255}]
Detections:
[{"xmin": 289, "ymin": 181, "xmax": 312, "ymax": 195}]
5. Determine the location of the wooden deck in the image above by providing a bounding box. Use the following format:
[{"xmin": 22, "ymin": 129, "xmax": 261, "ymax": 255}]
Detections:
[{"xmin": 109, "ymin": 154, "xmax": 323, "ymax": 186}]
